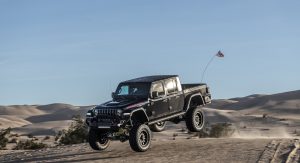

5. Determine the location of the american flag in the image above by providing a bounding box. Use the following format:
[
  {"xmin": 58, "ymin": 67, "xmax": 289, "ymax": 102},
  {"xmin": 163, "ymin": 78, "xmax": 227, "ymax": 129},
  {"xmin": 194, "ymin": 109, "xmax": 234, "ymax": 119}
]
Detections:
[{"xmin": 216, "ymin": 50, "xmax": 224, "ymax": 57}]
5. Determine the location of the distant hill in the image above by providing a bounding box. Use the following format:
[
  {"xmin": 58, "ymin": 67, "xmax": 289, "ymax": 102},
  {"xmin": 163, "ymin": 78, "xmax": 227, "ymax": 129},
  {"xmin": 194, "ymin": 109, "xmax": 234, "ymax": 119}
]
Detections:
[
  {"xmin": 208, "ymin": 90, "xmax": 300, "ymax": 118},
  {"xmin": 0, "ymin": 103, "xmax": 94, "ymax": 132},
  {"xmin": 1, "ymin": 90, "xmax": 300, "ymax": 135}
]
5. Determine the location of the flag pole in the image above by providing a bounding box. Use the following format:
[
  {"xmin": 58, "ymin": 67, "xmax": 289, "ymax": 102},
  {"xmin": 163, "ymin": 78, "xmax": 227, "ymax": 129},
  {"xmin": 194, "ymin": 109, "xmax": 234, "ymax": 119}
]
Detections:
[
  {"xmin": 201, "ymin": 54, "xmax": 216, "ymax": 83},
  {"xmin": 201, "ymin": 51, "xmax": 224, "ymax": 83}
]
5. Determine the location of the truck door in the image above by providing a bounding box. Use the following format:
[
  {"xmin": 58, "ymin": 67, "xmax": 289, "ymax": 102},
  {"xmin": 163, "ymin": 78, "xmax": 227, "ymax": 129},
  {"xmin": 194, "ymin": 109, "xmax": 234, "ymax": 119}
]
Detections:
[
  {"xmin": 147, "ymin": 81, "xmax": 169, "ymax": 120},
  {"xmin": 164, "ymin": 78, "xmax": 184, "ymax": 114}
]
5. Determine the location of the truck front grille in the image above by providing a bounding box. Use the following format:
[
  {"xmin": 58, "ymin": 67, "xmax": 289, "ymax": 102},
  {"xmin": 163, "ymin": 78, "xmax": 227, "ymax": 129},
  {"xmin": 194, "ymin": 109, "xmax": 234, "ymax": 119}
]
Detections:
[
  {"xmin": 95, "ymin": 108, "xmax": 120, "ymax": 125},
  {"xmin": 96, "ymin": 108, "xmax": 118, "ymax": 116}
]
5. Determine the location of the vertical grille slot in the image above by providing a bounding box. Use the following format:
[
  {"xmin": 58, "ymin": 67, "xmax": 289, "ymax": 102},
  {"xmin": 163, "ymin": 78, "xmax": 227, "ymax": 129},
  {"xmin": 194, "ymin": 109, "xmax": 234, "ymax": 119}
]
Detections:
[{"xmin": 97, "ymin": 109, "xmax": 117, "ymax": 116}]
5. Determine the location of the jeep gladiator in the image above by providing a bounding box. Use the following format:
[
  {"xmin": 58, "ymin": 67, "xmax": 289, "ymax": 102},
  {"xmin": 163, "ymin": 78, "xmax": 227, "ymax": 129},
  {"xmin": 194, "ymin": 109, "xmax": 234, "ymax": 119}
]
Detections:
[{"xmin": 86, "ymin": 75, "xmax": 211, "ymax": 152}]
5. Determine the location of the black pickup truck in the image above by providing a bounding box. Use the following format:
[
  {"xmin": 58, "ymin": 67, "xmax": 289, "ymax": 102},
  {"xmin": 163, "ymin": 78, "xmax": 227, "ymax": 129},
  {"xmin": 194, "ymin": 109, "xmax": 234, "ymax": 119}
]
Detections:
[{"xmin": 86, "ymin": 75, "xmax": 211, "ymax": 152}]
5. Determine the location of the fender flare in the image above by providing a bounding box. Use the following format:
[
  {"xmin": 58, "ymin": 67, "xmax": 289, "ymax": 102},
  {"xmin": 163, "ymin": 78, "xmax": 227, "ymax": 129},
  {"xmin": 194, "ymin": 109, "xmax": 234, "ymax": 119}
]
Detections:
[
  {"xmin": 129, "ymin": 108, "xmax": 149, "ymax": 126},
  {"xmin": 186, "ymin": 93, "xmax": 205, "ymax": 112}
]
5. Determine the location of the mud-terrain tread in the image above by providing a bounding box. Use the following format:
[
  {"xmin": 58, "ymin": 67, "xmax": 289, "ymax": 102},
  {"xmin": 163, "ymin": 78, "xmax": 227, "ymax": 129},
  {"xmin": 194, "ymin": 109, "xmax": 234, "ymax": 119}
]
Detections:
[
  {"xmin": 129, "ymin": 124, "xmax": 151, "ymax": 152},
  {"xmin": 88, "ymin": 129, "xmax": 110, "ymax": 151},
  {"xmin": 185, "ymin": 107, "xmax": 205, "ymax": 132}
]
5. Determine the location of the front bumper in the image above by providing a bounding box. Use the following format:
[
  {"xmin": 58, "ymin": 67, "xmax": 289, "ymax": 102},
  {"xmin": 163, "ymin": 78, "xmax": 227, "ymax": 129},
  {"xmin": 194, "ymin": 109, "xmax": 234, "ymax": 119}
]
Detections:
[{"xmin": 86, "ymin": 115, "xmax": 128, "ymax": 130}]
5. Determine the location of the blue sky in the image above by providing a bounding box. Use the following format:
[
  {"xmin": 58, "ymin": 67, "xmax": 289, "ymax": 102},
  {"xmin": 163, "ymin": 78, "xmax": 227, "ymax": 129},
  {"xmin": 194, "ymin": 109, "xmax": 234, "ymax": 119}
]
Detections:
[{"xmin": 0, "ymin": 0, "xmax": 299, "ymax": 105}]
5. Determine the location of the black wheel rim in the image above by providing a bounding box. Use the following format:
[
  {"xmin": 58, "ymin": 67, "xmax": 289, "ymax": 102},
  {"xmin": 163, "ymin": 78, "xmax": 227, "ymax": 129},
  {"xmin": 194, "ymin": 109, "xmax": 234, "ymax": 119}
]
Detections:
[
  {"xmin": 97, "ymin": 136, "xmax": 109, "ymax": 147},
  {"xmin": 99, "ymin": 137, "xmax": 108, "ymax": 144},
  {"xmin": 139, "ymin": 129, "xmax": 150, "ymax": 147},
  {"xmin": 156, "ymin": 122, "xmax": 165, "ymax": 127},
  {"xmin": 194, "ymin": 111, "xmax": 204, "ymax": 129}
]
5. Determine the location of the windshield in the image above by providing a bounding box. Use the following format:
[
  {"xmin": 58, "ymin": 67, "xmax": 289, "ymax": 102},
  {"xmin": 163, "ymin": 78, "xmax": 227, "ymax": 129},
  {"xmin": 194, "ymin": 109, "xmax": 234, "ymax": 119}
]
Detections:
[{"xmin": 116, "ymin": 83, "xmax": 150, "ymax": 96}]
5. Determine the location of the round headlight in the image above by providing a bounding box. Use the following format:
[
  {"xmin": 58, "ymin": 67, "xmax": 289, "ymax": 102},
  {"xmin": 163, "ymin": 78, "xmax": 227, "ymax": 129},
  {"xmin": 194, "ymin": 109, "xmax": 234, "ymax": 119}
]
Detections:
[
  {"xmin": 117, "ymin": 109, "xmax": 122, "ymax": 116},
  {"xmin": 93, "ymin": 109, "xmax": 98, "ymax": 116}
]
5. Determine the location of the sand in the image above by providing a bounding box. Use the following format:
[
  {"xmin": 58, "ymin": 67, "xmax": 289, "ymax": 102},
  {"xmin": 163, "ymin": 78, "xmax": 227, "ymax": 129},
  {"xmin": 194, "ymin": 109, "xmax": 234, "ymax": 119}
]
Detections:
[{"xmin": 0, "ymin": 139, "xmax": 299, "ymax": 163}]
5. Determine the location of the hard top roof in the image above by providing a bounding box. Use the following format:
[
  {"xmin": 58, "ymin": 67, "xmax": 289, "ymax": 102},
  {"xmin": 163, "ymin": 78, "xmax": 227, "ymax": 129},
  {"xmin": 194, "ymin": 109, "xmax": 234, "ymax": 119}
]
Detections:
[{"xmin": 122, "ymin": 75, "xmax": 178, "ymax": 83}]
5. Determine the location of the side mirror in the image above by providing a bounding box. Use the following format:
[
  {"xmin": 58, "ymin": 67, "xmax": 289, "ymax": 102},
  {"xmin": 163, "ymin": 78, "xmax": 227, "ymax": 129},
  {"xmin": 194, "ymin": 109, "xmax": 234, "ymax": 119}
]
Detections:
[
  {"xmin": 151, "ymin": 91, "xmax": 159, "ymax": 99},
  {"xmin": 111, "ymin": 92, "xmax": 116, "ymax": 98}
]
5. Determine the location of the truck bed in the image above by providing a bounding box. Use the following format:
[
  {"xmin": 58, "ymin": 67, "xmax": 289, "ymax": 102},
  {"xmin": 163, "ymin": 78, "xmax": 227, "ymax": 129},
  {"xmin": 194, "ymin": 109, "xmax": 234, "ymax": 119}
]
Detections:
[
  {"xmin": 182, "ymin": 83, "xmax": 211, "ymax": 106},
  {"xmin": 182, "ymin": 83, "xmax": 208, "ymax": 94}
]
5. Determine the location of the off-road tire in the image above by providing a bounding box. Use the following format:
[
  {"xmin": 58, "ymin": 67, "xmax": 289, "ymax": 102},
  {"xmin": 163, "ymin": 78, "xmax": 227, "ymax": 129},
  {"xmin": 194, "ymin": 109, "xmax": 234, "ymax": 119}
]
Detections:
[
  {"xmin": 129, "ymin": 124, "xmax": 151, "ymax": 152},
  {"xmin": 185, "ymin": 107, "xmax": 205, "ymax": 132},
  {"xmin": 88, "ymin": 129, "xmax": 110, "ymax": 151},
  {"xmin": 150, "ymin": 121, "xmax": 166, "ymax": 132}
]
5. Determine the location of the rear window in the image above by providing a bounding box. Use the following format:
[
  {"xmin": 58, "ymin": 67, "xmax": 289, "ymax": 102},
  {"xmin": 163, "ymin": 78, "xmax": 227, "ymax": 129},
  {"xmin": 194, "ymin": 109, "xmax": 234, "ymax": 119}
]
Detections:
[{"xmin": 164, "ymin": 78, "xmax": 178, "ymax": 94}]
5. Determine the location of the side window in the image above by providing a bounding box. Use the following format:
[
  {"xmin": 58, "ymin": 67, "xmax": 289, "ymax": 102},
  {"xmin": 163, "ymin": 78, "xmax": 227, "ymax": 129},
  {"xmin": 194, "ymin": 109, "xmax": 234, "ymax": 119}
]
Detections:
[
  {"xmin": 165, "ymin": 78, "xmax": 178, "ymax": 94},
  {"xmin": 151, "ymin": 82, "xmax": 165, "ymax": 97}
]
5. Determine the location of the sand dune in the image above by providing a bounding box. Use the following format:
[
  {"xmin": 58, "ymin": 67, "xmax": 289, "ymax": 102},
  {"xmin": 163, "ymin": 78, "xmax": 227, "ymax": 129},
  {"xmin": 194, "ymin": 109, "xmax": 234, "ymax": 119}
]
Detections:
[
  {"xmin": 209, "ymin": 90, "xmax": 300, "ymax": 119},
  {"xmin": 13, "ymin": 120, "xmax": 73, "ymax": 136},
  {"xmin": 230, "ymin": 94, "xmax": 267, "ymax": 102},
  {"xmin": 0, "ymin": 91, "xmax": 298, "ymax": 137},
  {"xmin": 36, "ymin": 103, "xmax": 79, "ymax": 113},
  {"xmin": 0, "ymin": 115, "xmax": 32, "ymax": 128},
  {"xmin": 0, "ymin": 104, "xmax": 93, "ymax": 135},
  {"xmin": 26, "ymin": 105, "xmax": 92, "ymax": 123},
  {"xmin": 0, "ymin": 105, "xmax": 45, "ymax": 116}
]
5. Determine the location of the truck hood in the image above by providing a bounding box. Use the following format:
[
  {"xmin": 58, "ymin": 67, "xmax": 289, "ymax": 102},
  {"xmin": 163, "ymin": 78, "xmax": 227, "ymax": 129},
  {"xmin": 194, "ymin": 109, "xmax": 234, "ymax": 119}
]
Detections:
[{"xmin": 96, "ymin": 98, "xmax": 148, "ymax": 110}]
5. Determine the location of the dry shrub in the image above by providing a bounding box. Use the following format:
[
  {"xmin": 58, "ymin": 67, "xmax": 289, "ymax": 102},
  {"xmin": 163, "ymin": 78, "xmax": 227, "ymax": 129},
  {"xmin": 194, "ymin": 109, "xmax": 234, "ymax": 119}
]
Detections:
[
  {"xmin": 262, "ymin": 113, "xmax": 268, "ymax": 119},
  {"xmin": 27, "ymin": 134, "xmax": 33, "ymax": 138},
  {"xmin": 56, "ymin": 115, "xmax": 88, "ymax": 145},
  {"xmin": 14, "ymin": 139, "xmax": 47, "ymax": 150},
  {"xmin": 9, "ymin": 138, "xmax": 18, "ymax": 143},
  {"xmin": 43, "ymin": 136, "xmax": 50, "ymax": 140},
  {"xmin": 9, "ymin": 133, "xmax": 19, "ymax": 138},
  {"xmin": 0, "ymin": 128, "xmax": 11, "ymax": 149}
]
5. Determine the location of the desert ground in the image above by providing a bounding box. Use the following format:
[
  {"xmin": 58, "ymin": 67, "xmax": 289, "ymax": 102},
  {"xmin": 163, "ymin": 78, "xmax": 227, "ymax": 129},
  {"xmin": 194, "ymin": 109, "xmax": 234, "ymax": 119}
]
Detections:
[
  {"xmin": 1, "ymin": 138, "xmax": 299, "ymax": 163},
  {"xmin": 1, "ymin": 90, "xmax": 300, "ymax": 163}
]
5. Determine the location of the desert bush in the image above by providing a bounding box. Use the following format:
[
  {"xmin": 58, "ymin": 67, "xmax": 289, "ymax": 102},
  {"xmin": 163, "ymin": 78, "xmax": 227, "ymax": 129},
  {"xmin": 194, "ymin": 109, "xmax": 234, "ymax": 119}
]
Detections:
[
  {"xmin": 56, "ymin": 115, "xmax": 88, "ymax": 145},
  {"xmin": 43, "ymin": 136, "xmax": 50, "ymax": 140},
  {"xmin": 27, "ymin": 134, "xmax": 33, "ymax": 138},
  {"xmin": 0, "ymin": 128, "xmax": 11, "ymax": 149},
  {"xmin": 262, "ymin": 113, "xmax": 268, "ymax": 119},
  {"xmin": 9, "ymin": 133, "xmax": 19, "ymax": 138},
  {"xmin": 13, "ymin": 139, "xmax": 47, "ymax": 150},
  {"xmin": 9, "ymin": 138, "xmax": 18, "ymax": 143},
  {"xmin": 55, "ymin": 130, "xmax": 63, "ymax": 141}
]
